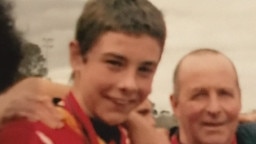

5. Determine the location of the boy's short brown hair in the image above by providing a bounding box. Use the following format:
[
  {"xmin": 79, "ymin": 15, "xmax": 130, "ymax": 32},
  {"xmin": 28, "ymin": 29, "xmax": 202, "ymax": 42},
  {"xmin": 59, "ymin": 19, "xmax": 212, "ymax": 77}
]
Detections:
[{"xmin": 75, "ymin": 0, "xmax": 166, "ymax": 55}]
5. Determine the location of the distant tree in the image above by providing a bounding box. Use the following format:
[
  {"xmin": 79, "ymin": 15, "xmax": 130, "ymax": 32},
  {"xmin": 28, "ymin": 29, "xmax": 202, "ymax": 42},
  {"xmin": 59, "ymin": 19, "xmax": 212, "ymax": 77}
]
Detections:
[
  {"xmin": 153, "ymin": 109, "xmax": 158, "ymax": 116},
  {"xmin": 150, "ymin": 102, "xmax": 158, "ymax": 116},
  {"xmin": 156, "ymin": 112, "xmax": 178, "ymax": 129},
  {"xmin": 16, "ymin": 41, "xmax": 47, "ymax": 80},
  {"xmin": 160, "ymin": 110, "xmax": 171, "ymax": 115}
]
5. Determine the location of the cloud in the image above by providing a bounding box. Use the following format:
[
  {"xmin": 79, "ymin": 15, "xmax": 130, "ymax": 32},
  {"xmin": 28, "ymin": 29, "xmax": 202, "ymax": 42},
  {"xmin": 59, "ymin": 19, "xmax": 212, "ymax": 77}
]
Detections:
[{"xmin": 14, "ymin": 0, "xmax": 85, "ymax": 38}]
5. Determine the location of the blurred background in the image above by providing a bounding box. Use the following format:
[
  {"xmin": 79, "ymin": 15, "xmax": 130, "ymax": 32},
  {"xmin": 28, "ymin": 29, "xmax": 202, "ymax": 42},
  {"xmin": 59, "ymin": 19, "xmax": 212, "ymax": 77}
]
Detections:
[{"xmin": 13, "ymin": 0, "xmax": 256, "ymax": 120}]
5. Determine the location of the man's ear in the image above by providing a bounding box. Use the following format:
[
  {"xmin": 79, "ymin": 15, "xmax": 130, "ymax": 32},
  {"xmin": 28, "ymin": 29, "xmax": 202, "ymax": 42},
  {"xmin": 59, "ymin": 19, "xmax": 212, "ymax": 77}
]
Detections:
[
  {"xmin": 170, "ymin": 94, "xmax": 179, "ymax": 117},
  {"xmin": 69, "ymin": 40, "xmax": 83, "ymax": 71}
]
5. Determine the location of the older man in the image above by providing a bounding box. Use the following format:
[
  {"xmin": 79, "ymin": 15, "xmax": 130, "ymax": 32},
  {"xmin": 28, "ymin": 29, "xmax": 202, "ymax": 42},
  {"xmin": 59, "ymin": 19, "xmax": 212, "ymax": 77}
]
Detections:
[{"xmin": 170, "ymin": 48, "xmax": 241, "ymax": 144}]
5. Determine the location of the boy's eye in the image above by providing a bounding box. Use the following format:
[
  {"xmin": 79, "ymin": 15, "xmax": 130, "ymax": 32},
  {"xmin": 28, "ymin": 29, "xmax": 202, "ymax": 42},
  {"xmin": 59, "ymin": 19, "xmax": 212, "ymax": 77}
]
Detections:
[
  {"xmin": 138, "ymin": 66, "xmax": 153, "ymax": 73},
  {"xmin": 106, "ymin": 60, "xmax": 123, "ymax": 67}
]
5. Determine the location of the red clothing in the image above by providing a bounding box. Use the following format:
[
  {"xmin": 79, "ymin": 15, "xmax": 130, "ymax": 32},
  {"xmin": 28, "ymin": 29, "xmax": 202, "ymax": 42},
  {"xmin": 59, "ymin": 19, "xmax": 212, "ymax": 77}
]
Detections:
[
  {"xmin": 170, "ymin": 134, "xmax": 237, "ymax": 144},
  {"xmin": 0, "ymin": 92, "xmax": 126, "ymax": 144}
]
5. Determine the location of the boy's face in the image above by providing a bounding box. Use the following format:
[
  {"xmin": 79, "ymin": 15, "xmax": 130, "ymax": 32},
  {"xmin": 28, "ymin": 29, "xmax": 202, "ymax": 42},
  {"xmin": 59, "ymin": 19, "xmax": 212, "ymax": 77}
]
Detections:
[{"xmin": 71, "ymin": 32, "xmax": 161, "ymax": 125}]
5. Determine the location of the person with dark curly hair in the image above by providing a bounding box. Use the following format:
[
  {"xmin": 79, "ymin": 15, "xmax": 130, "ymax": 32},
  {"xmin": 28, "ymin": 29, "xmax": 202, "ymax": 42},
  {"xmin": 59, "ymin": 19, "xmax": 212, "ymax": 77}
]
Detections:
[
  {"xmin": 0, "ymin": 0, "xmax": 22, "ymax": 93},
  {"xmin": 0, "ymin": 0, "xmax": 63, "ymax": 129}
]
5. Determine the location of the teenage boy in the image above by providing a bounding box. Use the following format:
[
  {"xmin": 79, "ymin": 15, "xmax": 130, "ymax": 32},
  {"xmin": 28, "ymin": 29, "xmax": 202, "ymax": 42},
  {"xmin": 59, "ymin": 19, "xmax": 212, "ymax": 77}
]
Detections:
[{"xmin": 0, "ymin": 0, "xmax": 166, "ymax": 143}]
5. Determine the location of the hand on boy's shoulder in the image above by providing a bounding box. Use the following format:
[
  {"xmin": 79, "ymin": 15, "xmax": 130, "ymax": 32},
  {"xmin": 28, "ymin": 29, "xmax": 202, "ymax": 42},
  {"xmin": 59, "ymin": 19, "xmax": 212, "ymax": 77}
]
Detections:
[{"xmin": 0, "ymin": 77, "xmax": 69, "ymax": 129}]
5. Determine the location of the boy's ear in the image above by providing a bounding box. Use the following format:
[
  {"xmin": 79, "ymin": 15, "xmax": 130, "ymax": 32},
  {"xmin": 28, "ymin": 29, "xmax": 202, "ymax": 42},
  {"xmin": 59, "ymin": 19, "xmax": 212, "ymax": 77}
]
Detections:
[
  {"xmin": 69, "ymin": 40, "xmax": 83, "ymax": 71},
  {"xmin": 170, "ymin": 94, "xmax": 179, "ymax": 117}
]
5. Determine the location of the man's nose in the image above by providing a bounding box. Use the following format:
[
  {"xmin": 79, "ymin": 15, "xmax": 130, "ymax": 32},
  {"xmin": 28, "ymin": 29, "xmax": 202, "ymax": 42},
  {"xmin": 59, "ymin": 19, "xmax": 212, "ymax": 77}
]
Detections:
[
  {"xmin": 118, "ymin": 70, "xmax": 138, "ymax": 96},
  {"xmin": 206, "ymin": 94, "xmax": 221, "ymax": 117}
]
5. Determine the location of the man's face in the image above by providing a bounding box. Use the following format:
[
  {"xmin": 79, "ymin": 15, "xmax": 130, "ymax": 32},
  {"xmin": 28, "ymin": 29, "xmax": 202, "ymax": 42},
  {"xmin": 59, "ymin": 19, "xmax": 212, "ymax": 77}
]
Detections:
[
  {"xmin": 72, "ymin": 32, "xmax": 161, "ymax": 125},
  {"xmin": 172, "ymin": 54, "xmax": 241, "ymax": 144},
  {"xmin": 135, "ymin": 99, "xmax": 156, "ymax": 126}
]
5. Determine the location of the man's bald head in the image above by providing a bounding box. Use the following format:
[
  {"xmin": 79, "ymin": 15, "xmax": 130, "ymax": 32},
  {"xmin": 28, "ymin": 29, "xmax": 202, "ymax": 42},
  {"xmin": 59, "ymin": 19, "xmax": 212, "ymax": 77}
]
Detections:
[{"xmin": 172, "ymin": 48, "xmax": 240, "ymax": 97}]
